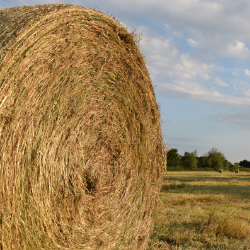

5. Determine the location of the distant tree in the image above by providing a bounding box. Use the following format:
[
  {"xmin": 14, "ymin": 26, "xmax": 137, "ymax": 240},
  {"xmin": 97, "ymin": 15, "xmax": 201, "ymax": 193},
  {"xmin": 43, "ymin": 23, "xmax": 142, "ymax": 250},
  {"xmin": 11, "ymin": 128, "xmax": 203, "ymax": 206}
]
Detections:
[
  {"xmin": 167, "ymin": 147, "xmax": 233, "ymax": 171},
  {"xmin": 167, "ymin": 148, "xmax": 181, "ymax": 167},
  {"xmin": 178, "ymin": 155, "xmax": 183, "ymax": 166},
  {"xmin": 182, "ymin": 150, "xmax": 198, "ymax": 170},
  {"xmin": 239, "ymin": 160, "xmax": 250, "ymax": 168},
  {"xmin": 234, "ymin": 162, "xmax": 239, "ymax": 167},
  {"xmin": 223, "ymin": 160, "xmax": 230, "ymax": 171},
  {"xmin": 206, "ymin": 148, "xmax": 226, "ymax": 171},
  {"xmin": 229, "ymin": 162, "xmax": 234, "ymax": 171},
  {"xmin": 208, "ymin": 147, "xmax": 219, "ymax": 154},
  {"xmin": 197, "ymin": 156, "xmax": 209, "ymax": 169}
]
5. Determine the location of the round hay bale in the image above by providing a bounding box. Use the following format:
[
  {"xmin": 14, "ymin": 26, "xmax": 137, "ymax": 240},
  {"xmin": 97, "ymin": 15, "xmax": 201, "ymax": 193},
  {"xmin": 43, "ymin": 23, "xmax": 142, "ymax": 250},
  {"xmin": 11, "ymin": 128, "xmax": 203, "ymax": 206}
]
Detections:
[
  {"xmin": 0, "ymin": 4, "xmax": 166, "ymax": 250},
  {"xmin": 218, "ymin": 169, "xmax": 223, "ymax": 173},
  {"xmin": 235, "ymin": 169, "xmax": 239, "ymax": 173}
]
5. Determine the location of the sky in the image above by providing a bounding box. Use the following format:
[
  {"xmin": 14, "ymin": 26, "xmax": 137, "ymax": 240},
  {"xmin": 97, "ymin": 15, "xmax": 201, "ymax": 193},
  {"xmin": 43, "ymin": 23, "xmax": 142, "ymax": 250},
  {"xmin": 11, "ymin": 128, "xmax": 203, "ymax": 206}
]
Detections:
[{"xmin": 1, "ymin": 0, "xmax": 250, "ymax": 163}]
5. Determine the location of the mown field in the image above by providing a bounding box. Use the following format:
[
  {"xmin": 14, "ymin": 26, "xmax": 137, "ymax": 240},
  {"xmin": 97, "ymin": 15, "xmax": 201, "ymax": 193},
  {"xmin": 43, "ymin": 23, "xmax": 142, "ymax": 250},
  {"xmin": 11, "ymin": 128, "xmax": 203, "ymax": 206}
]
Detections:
[{"xmin": 148, "ymin": 171, "xmax": 250, "ymax": 250}]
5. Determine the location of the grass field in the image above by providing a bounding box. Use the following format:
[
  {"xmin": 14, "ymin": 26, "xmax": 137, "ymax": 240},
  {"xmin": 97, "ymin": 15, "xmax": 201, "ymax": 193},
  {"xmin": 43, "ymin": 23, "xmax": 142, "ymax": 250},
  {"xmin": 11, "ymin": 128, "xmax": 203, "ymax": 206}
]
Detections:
[{"xmin": 148, "ymin": 171, "xmax": 250, "ymax": 250}]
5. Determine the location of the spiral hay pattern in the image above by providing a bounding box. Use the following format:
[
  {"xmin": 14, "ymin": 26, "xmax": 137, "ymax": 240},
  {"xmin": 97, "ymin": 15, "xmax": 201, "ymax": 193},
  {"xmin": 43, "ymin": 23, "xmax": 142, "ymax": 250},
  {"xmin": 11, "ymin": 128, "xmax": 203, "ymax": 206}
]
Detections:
[{"xmin": 0, "ymin": 4, "xmax": 165, "ymax": 249}]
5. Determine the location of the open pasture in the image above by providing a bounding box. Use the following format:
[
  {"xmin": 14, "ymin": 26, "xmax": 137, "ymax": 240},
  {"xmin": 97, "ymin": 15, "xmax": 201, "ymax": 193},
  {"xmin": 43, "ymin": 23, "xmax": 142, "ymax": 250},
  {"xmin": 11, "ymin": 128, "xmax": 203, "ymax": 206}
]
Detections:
[{"xmin": 148, "ymin": 171, "xmax": 250, "ymax": 250}]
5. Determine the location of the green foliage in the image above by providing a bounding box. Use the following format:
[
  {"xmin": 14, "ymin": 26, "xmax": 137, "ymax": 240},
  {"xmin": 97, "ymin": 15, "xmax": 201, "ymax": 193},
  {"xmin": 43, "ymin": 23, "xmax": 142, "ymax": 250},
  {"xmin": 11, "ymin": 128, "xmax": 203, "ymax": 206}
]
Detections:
[
  {"xmin": 167, "ymin": 148, "xmax": 182, "ymax": 167},
  {"xmin": 197, "ymin": 156, "xmax": 209, "ymax": 169},
  {"xmin": 223, "ymin": 159, "xmax": 230, "ymax": 170},
  {"xmin": 239, "ymin": 160, "xmax": 250, "ymax": 168},
  {"xmin": 181, "ymin": 150, "xmax": 198, "ymax": 170},
  {"xmin": 167, "ymin": 147, "xmax": 235, "ymax": 172},
  {"xmin": 238, "ymin": 167, "xmax": 250, "ymax": 172},
  {"xmin": 167, "ymin": 147, "xmax": 250, "ymax": 172},
  {"xmin": 206, "ymin": 148, "xmax": 225, "ymax": 171}
]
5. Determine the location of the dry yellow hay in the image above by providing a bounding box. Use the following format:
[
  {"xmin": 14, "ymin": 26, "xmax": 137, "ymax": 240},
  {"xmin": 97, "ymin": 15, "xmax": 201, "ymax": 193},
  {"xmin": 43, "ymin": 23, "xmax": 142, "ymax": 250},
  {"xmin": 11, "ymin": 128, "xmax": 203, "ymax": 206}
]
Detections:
[
  {"xmin": 235, "ymin": 169, "xmax": 239, "ymax": 173},
  {"xmin": 218, "ymin": 169, "xmax": 223, "ymax": 173},
  {"xmin": 0, "ymin": 4, "xmax": 166, "ymax": 249}
]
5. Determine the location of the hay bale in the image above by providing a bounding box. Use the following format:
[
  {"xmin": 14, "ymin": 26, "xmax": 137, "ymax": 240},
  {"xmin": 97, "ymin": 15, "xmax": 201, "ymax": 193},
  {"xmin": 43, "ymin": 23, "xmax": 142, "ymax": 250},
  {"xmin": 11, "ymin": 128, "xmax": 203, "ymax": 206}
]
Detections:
[
  {"xmin": 218, "ymin": 169, "xmax": 223, "ymax": 173},
  {"xmin": 0, "ymin": 4, "xmax": 166, "ymax": 249},
  {"xmin": 235, "ymin": 169, "xmax": 239, "ymax": 173}
]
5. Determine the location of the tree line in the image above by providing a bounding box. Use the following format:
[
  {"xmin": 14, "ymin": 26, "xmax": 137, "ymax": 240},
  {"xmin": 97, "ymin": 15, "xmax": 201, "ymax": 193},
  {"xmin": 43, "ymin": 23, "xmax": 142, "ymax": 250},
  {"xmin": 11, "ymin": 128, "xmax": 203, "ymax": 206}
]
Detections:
[{"xmin": 167, "ymin": 147, "xmax": 250, "ymax": 171}]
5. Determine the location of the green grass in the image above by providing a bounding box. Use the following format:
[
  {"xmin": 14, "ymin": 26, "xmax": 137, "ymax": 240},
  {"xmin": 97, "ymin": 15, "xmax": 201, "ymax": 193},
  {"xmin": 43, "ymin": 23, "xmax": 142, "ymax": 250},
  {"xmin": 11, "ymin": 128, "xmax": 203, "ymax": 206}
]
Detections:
[{"xmin": 148, "ymin": 171, "xmax": 250, "ymax": 250}]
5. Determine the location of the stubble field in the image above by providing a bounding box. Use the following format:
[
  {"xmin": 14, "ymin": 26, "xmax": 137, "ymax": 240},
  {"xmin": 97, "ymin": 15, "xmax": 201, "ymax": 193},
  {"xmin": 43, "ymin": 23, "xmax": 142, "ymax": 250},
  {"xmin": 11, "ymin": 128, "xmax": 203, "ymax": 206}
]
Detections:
[{"xmin": 148, "ymin": 171, "xmax": 250, "ymax": 250}]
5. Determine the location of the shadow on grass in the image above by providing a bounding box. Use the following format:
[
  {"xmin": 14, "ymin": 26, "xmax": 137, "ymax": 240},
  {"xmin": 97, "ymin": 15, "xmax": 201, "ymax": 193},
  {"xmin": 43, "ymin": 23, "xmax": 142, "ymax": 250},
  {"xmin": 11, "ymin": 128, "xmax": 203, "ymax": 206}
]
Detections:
[
  {"xmin": 160, "ymin": 183, "xmax": 187, "ymax": 192},
  {"xmin": 163, "ymin": 175, "xmax": 250, "ymax": 183},
  {"xmin": 161, "ymin": 182, "xmax": 250, "ymax": 201}
]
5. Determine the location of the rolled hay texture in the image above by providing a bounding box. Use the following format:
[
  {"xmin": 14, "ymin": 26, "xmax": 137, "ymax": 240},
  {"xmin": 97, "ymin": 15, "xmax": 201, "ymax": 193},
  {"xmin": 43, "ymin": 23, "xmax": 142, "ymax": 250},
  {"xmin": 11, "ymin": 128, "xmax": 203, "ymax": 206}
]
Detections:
[
  {"xmin": 218, "ymin": 169, "xmax": 223, "ymax": 173},
  {"xmin": 235, "ymin": 169, "xmax": 239, "ymax": 173},
  {"xmin": 0, "ymin": 4, "xmax": 166, "ymax": 250}
]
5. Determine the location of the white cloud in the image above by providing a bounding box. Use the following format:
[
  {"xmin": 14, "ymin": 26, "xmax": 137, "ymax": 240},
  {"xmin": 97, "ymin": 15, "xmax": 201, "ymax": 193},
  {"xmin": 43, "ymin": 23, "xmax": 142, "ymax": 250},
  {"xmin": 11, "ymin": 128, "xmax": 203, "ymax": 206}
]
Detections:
[
  {"xmin": 157, "ymin": 84, "xmax": 250, "ymax": 107},
  {"xmin": 233, "ymin": 80, "xmax": 250, "ymax": 96},
  {"xmin": 175, "ymin": 54, "xmax": 214, "ymax": 80},
  {"xmin": 187, "ymin": 38, "xmax": 198, "ymax": 48},
  {"xmin": 213, "ymin": 111, "xmax": 250, "ymax": 130},
  {"xmin": 139, "ymin": 32, "xmax": 215, "ymax": 84},
  {"xmin": 137, "ymin": 28, "xmax": 250, "ymax": 107},
  {"xmin": 214, "ymin": 77, "xmax": 229, "ymax": 87},
  {"xmin": 131, "ymin": 22, "xmax": 250, "ymax": 108},
  {"xmin": 186, "ymin": 34, "xmax": 250, "ymax": 60},
  {"xmin": 106, "ymin": 0, "xmax": 250, "ymax": 43},
  {"xmin": 107, "ymin": 0, "xmax": 250, "ymax": 62},
  {"xmin": 243, "ymin": 89, "xmax": 250, "ymax": 97},
  {"xmin": 245, "ymin": 69, "xmax": 250, "ymax": 76},
  {"xmin": 225, "ymin": 40, "xmax": 250, "ymax": 59}
]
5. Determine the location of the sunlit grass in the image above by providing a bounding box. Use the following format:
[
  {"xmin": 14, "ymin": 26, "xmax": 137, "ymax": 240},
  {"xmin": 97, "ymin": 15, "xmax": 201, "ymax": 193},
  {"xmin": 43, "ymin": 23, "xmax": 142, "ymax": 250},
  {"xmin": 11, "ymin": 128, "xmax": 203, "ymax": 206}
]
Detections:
[{"xmin": 148, "ymin": 171, "xmax": 250, "ymax": 250}]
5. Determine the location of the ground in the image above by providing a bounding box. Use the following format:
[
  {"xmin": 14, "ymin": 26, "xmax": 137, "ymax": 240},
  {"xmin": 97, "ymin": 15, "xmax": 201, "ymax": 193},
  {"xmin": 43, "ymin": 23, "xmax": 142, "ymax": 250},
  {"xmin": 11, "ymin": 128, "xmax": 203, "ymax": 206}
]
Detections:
[{"xmin": 148, "ymin": 171, "xmax": 250, "ymax": 250}]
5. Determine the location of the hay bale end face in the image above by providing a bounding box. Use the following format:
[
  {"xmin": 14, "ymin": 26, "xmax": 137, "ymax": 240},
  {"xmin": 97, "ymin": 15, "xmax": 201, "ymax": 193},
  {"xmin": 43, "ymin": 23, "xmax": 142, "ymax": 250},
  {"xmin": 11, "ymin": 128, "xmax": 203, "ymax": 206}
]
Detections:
[
  {"xmin": 218, "ymin": 169, "xmax": 223, "ymax": 173},
  {"xmin": 0, "ymin": 4, "xmax": 166, "ymax": 249},
  {"xmin": 235, "ymin": 169, "xmax": 239, "ymax": 173}
]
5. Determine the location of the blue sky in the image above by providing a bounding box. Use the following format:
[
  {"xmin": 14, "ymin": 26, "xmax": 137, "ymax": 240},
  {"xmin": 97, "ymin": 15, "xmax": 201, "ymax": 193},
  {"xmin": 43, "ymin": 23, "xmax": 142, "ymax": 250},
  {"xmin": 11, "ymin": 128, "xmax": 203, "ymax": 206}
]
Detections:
[{"xmin": 2, "ymin": 0, "xmax": 250, "ymax": 163}]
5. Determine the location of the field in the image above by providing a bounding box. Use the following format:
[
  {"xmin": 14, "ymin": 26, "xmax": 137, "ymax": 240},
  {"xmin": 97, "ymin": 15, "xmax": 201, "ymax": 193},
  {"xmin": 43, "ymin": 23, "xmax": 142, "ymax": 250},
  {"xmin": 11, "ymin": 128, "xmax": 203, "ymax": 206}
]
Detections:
[{"xmin": 148, "ymin": 171, "xmax": 250, "ymax": 250}]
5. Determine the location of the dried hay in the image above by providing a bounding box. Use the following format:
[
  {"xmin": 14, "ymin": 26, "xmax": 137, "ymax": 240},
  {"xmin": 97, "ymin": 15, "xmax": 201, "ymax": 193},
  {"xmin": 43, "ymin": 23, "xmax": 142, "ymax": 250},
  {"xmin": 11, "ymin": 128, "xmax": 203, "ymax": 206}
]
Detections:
[
  {"xmin": 235, "ymin": 169, "xmax": 239, "ymax": 173},
  {"xmin": 218, "ymin": 169, "xmax": 223, "ymax": 173},
  {"xmin": 0, "ymin": 4, "xmax": 166, "ymax": 250}
]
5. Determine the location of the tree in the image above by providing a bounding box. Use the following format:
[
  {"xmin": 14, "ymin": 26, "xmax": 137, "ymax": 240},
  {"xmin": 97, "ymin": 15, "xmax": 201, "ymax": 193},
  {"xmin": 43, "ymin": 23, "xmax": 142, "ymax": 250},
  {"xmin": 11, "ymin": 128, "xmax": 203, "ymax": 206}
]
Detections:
[
  {"xmin": 182, "ymin": 150, "xmax": 198, "ymax": 170},
  {"xmin": 234, "ymin": 162, "xmax": 239, "ymax": 168},
  {"xmin": 223, "ymin": 160, "xmax": 230, "ymax": 171},
  {"xmin": 206, "ymin": 147, "xmax": 226, "ymax": 171},
  {"xmin": 228, "ymin": 162, "xmax": 234, "ymax": 171},
  {"xmin": 167, "ymin": 148, "xmax": 181, "ymax": 167},
  {"xmin": 197, "ymin": 156, "xmax": 209, "ymax": 169},
  {"xmin": 239, "ymin": 160, "xmax": 250, "ymax": 168}
]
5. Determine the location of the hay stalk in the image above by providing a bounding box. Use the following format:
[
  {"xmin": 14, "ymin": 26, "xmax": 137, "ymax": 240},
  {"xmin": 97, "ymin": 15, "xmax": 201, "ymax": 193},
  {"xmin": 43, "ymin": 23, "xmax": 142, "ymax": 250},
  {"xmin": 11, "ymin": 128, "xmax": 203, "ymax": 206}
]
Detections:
[{"xmin": 0, "ymin": 4, "xmax": 166, "ymax": 249}]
